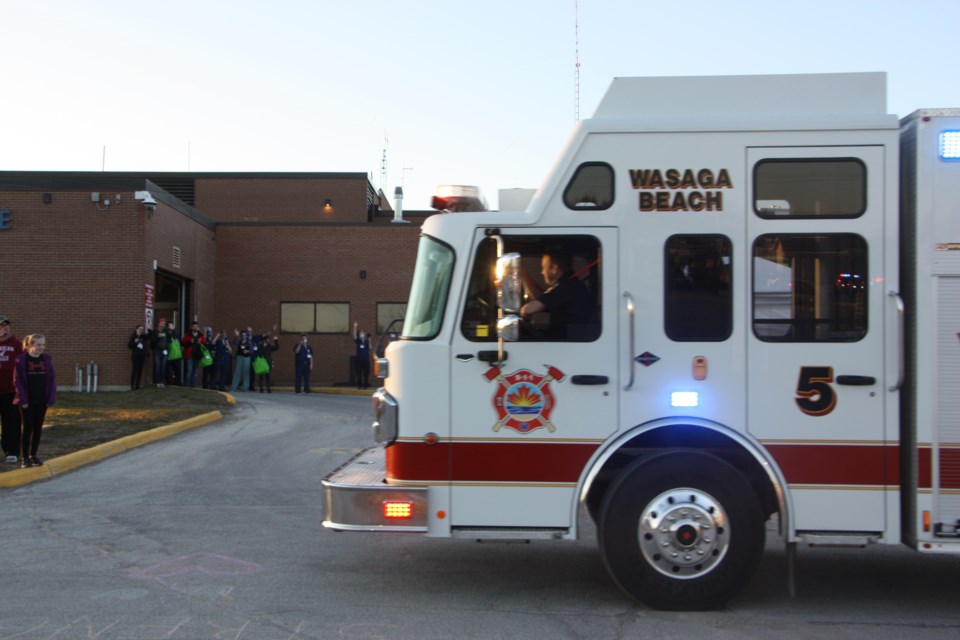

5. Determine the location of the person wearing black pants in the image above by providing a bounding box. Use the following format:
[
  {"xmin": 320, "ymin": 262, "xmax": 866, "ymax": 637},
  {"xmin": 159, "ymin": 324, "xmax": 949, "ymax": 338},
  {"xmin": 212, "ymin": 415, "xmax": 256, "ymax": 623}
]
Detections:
[
  {"xmin": 13, "ymin": 334, "xmax": 56, "ymax": 468},
  {"xmin": 128, "ymin": 324, "xmax": 148, "ymax": 390},
  {"xmin": 201, "ymin": 327, "xmax": 216, "ymax": 389},
  {"xmin": 352, "ymin": 321, "xmax": 372, "ymax": 389},
  {"xmin": 256, "ymin": 332, "xmax": 279, "ymax": 393},
  {"xmin": 0, "ymin": 314, "xmax": 24, "ymax": 464},
  {"xmin": 149, "ymin": 318, "xmax": 173, "ymax": 388},
  {"xmin": 212, "ymin": 330, "xmax": 233, "ymax": 392},
  {"xmin": 293, "ymin": 333, "xmax": 313, "ymax": 393}
]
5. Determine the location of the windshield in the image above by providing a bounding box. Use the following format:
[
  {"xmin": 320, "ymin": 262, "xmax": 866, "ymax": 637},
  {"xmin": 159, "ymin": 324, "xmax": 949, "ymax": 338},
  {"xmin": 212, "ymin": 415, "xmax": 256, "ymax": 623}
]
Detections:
[{"xmin": 402, "ymin": 236, "xmax": 455, "ymax": 339}]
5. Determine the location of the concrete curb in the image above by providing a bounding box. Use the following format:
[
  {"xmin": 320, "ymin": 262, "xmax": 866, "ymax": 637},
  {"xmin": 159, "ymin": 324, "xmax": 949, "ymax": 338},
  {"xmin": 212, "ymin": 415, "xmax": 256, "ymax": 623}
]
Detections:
[
  {"xmin": 0, "ymin": 409, "xmax": 227, "ymax": 489},
  {"xmin": 0, "ymin": 387, "xmax": 370, "ymax": 489},
  {"xmin": 268, "ymin": 386, "xmax": 374, "ymax": 397}
]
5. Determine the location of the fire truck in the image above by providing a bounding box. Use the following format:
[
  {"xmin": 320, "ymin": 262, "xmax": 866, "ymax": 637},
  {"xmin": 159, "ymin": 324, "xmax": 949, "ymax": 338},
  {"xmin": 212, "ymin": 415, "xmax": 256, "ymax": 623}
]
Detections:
[{"xmin": 323, "ymin": 72, "xmax": 960, "ymax": 610}]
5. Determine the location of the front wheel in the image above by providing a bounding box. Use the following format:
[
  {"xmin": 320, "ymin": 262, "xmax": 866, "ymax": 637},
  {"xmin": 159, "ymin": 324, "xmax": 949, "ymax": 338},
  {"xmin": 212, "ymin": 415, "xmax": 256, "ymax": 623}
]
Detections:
[{"xmin": 598, "ymin": 450, "xmax": 765, "ymax": 610}]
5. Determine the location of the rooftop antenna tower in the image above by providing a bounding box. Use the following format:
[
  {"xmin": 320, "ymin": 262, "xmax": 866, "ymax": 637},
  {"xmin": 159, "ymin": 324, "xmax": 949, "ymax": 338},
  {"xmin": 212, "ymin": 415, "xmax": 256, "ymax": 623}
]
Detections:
[
  {"xmin": 380, "ymin": 132, "xmax": 389, "ymax": 193},
  {"xmin": 574, "ymin": 0, "xmax": 581, "ymax": 122}
]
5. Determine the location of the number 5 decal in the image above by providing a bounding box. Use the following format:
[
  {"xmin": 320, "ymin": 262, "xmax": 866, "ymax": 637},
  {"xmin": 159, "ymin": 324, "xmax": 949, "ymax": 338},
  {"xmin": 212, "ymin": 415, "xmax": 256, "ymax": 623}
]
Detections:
[{"xmin": 796, "ymin": 366, "xmax": 836, "ymax": 416}]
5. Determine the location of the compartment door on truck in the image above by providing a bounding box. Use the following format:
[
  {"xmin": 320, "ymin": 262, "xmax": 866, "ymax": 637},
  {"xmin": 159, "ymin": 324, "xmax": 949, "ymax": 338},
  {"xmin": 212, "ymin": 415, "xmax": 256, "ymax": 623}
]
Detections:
[
  {"xmin": 746, "ymin": 146, "xmax": 890, "ymax": 533},
  {"xmin": 449, "ymin": 228, "xmax": 618, "ymax": 527}
]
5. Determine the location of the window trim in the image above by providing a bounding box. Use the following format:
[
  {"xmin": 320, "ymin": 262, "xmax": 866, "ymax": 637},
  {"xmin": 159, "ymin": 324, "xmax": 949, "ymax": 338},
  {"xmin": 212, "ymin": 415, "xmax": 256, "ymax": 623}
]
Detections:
[
  {"xmin": 753, "ymin": 157, "xmax": 867, "ymax": 219},
  {"xmin": 664, "ymin": 234, "xmax": 733, "ymax": 342},
  {"xmin": 751, "ymin": 232, "xmax": 868, "ymax": 343},
  {"xmin": 459, "ymin": 233, "xmax": 602, "ymax": 343},
  {"xmin": 376, "ymin": 302, "xmax": 408, "ymax": 335},
  {"xmin": 280, "ymin": 301, "xmax": 351, "ymax": 334},
  {"xmin": 401, "ymin": 234, "xmax": 455, "ymax": 342},
  {"xmin": 563, "ymin": 162, "xmax": 615, "ymax": 211}
]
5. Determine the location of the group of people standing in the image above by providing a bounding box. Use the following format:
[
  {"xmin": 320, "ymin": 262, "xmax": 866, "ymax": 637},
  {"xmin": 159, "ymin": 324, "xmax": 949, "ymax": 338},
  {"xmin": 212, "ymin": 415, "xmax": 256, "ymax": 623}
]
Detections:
[
  {"xmin": 0, "ymin": 314, "xmax": 57, "ymax": 469},
  {"xmin": 128, "ymin": 319, "xmax": 374, "ymax": 394},
  {"xmin": 0, "ymin": 311, "xmax": 377, "ymax": 472},
  {"xmin": 128, "ymin": 321, "xmax": 281, "ymax": 393}
]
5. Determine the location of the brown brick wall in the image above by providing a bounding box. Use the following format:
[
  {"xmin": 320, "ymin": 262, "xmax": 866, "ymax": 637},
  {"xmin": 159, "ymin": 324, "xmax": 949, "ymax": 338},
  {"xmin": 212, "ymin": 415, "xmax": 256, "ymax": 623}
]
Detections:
[
  {"xmin": 0, "ymin": 176, "xmax": 428, "ymax": 389},
  {"xmin": 143, "ymin": 201, "xmax": 217, "ymax": 330},
  {"xmin": 0, "ymin": 190, "xmax": 218, "ymax": 388},
  {"xmin": 213, "ymin": 224, "xmax": 421, "ymax": 385},
  {"xmin": 195, "ymin": 176, "xmax": 371, "ymax": 223},
  {"xmin": 0, "ymin": 191, "xmax": 144, "ymax": 388}
]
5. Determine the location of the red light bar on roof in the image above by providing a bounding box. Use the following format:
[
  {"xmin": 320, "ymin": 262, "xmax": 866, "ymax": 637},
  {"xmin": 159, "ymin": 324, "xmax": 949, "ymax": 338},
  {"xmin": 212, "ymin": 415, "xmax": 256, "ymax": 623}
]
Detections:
[{"xmin": 431, "ymin": 185, "xmax": 487, "ymax": 212}]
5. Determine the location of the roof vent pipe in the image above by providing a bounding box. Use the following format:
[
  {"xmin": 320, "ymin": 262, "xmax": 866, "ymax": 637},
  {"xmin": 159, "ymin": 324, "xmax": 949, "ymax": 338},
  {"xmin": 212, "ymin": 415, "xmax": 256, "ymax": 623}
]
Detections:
[{"xmin": 392, "ymin": 186, "xmax": 409, "ymax": 223}]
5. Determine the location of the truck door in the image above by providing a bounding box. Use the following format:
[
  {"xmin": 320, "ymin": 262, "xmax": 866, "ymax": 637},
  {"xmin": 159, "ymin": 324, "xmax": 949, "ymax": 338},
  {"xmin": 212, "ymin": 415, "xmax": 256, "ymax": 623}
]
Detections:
[
  {"xmin": 746, "ymin": 146, "xmax": 891, "ymax": 533},
  {"xmin": 448, "ymin": 228, "xmax": 618, "ymax": 528}
]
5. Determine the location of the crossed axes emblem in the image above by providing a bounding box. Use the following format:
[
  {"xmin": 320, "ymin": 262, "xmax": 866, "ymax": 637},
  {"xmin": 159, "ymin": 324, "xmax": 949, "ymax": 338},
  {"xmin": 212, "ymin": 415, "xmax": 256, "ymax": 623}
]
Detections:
[{"xmin": 484, "ymin": 365, "xmax": 565, "ymax": 433}]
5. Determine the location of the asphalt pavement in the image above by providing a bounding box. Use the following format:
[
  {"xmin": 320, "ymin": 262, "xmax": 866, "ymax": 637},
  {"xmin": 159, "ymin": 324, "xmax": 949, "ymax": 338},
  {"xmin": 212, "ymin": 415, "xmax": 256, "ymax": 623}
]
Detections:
[
  {"xmin": 0, "ymin": 386, "xmax": 368, "ymax": 488},
  {"xmin": 0, "ymin": 390, "xmax": 958, "ymax": 639}
]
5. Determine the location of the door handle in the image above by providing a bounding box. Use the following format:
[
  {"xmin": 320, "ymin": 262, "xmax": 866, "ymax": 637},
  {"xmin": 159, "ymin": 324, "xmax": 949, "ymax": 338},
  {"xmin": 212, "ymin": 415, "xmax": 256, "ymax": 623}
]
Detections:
[
  {"xmin": 624, "ymin": 292, "xmax": 636, "ymax": 390},
  {"xmin": 836, "ymin": 375, "xmax": 876, "ymax": 386},
  {"xmin": 477, "ymin": 350, "xmax": 506, "ymax": 363},
  {"xmin": 456, "ymin": 353, "xmax": 475, "ymax": 362},
  {"xmin": 571, "ymin": 375, "xmax": 609, "ymax": 385},
  {"xmin": 889, "ymin": 290, "xmax": 904, "ymax": 392}
]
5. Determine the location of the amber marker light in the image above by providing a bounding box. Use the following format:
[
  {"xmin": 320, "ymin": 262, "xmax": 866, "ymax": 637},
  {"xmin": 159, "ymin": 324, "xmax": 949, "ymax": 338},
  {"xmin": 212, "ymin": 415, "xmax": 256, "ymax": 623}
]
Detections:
[
  {"xmin": 383, "ymin": 501, "xmax": 414, "ymax": 519},
  {"xmin": 923, "ymin": 510, "xmax": 931, "ymax": 532}
]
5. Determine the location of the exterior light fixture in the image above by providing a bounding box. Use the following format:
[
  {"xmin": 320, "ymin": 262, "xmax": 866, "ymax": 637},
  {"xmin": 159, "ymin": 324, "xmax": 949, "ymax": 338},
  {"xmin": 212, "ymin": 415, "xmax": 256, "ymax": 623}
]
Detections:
[
  {"xmin": 323, "ymin": 199, "xmax": 333, "ymax": 211},
  {"xmin": 134, "ymin": 190, "xmax": 157, "ymax": 219}
]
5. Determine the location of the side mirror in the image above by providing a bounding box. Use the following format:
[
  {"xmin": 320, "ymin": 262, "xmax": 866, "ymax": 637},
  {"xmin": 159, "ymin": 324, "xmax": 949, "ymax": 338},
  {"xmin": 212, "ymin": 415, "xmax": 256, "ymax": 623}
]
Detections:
[
  {"xmin": 497, "ymin": 316, "xmax": 520, "ymax": 342},
  {"xmin": 496, "ymin": 252, "xmax": 522, "ymax": 313}
]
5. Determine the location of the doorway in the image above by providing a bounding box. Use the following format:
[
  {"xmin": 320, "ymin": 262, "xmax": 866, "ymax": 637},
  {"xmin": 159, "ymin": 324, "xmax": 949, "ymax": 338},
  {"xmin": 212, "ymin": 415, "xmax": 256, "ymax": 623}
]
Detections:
[{"xmin": 154, "ymin": 271, "xmax": 191, "ymax": 384}]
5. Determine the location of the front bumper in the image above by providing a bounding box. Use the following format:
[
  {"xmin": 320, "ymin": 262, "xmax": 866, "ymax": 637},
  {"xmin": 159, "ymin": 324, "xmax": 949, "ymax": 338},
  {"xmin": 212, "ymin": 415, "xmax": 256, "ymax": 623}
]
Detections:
[{"xmin": 321, "ymin": 447, "xmax": 428, "ymax": 532}]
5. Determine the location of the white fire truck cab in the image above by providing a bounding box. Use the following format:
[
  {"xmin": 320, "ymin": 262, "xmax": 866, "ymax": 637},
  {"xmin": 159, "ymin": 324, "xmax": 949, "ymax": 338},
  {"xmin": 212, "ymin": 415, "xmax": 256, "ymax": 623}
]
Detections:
[{"xmin": 323, "ymin": 72, "xmax": 960, "ymax": 610}]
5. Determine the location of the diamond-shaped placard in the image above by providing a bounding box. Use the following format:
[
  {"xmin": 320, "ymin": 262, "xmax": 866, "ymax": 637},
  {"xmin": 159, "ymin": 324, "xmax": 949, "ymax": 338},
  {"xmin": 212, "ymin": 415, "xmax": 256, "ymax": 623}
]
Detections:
[{"xmin": 635, "ymin": 352, "xmax": 660, "ymax": 367}]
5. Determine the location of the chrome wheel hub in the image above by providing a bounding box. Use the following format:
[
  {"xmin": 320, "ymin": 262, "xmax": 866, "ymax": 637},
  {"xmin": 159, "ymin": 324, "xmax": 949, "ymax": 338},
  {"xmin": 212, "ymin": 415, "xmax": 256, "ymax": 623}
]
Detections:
[{"xmin": 638, "ymin": 488, "xmax": 729, "ymax": 579}]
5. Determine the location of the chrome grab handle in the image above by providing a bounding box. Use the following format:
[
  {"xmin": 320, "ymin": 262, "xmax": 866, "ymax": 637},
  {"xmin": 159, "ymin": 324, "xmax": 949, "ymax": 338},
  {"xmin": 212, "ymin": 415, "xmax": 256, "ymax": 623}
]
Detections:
[
  {"xmin": 889, "ymin": 290, "xmax": 904, "ymax": 392},
  {"xmin": 624, "ymin": 292, "xmax": 636, "ymax": 390}
]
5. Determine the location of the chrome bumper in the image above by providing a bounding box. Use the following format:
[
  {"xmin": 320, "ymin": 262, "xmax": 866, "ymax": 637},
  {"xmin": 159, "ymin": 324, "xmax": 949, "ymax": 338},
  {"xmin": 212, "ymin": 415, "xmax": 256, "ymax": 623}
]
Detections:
[{"xmin": 321, "ymin": 447, "xmax": 428, "ymax": 532}]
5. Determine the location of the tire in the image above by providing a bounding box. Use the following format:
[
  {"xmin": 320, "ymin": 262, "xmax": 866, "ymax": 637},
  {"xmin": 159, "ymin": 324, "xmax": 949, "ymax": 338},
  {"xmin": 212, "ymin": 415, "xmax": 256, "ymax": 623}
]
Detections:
[{"xmin": 598, "ymin": 449, "xmax": 765, "ymax": 610}]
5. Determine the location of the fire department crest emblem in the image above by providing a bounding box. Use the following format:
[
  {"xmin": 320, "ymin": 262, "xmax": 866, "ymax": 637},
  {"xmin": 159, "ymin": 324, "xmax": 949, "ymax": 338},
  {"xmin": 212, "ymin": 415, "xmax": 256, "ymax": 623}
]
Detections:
[{"xmin": 484, "ymin": 365, "xmax": 565, "ymax": 433}]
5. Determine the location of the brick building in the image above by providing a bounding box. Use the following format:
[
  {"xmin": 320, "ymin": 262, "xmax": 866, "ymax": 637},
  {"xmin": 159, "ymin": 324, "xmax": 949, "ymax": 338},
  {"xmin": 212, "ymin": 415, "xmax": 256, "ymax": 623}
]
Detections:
[{"xmin": 0, "ymin": 171, "xmax": 430, "ymax": 389}]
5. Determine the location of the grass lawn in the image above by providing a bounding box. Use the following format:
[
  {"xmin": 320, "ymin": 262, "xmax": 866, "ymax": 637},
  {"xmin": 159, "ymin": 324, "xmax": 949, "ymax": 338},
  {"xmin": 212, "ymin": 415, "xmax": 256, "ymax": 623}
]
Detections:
[{"xmin": 1, "ymin": 387, "xmax": 233, "ymax": 471}]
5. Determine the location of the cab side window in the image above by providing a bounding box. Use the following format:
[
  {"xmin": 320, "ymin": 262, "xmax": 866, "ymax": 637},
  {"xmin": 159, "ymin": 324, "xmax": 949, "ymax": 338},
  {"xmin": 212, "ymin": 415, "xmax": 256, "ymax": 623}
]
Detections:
[
  {"xmin": 461, "ymin": 235, "xmax": 602, "ymax": 342},
  {"xmin": 665, "ymin": 235, "xmax": 733, "ymax": 341},
  {"xmin": 563, "ymin": 163, "xmax": 614, "ymax": 210},
  {"xmin": 754, "ymin": 159, "xmax": 865, "ymax": 218},
  {"xmin": 752, "ymin": 234, "xmax": 867, "ymax": 341}
]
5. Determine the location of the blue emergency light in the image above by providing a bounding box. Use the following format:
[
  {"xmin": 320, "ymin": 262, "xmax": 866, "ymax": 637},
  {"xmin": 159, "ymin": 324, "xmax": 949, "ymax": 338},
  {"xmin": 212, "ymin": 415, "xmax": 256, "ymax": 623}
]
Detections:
[{"xmin": 941, "ymin": 131, "xmax": 960, "ymax": 161}]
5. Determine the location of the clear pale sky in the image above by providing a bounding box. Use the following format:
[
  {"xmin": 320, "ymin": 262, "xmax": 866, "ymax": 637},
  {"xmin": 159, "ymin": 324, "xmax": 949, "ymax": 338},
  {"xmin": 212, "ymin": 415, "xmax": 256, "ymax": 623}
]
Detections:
[{"xmin": 1, "ymin": 1, "xmax": 956, "ymax": 210}]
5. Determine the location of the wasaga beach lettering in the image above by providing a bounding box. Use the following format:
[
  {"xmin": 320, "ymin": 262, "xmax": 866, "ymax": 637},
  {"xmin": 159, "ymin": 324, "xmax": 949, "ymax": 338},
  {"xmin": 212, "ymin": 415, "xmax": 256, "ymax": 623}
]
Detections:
[{"xmin": 630, "ymin": 168, "xmax": 733, "ymax": 212}]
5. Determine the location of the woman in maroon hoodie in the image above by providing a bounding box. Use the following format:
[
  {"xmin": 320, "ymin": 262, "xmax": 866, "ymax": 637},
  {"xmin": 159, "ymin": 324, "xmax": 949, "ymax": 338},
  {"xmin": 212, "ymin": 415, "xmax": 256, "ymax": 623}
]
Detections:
[
  {"xmin": 0, "ymin": 314, "xmax": 24, "ymax": 464},
  {"xmin": 13, "ymin": 334, "xmax": 56, "ymax": 468}
]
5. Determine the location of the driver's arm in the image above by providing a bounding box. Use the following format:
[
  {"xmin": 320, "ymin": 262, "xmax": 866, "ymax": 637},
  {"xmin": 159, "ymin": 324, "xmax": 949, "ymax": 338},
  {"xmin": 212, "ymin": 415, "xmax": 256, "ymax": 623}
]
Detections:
[{"xmin": 520, "ymin": 299, "xmax": 545, "ymax": 318}]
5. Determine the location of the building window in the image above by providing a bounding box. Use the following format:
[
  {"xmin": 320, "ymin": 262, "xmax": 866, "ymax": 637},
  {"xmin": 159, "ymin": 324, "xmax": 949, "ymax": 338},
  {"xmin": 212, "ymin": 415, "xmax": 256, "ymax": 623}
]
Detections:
[
  {"xmin": 753, "ymin": 234, "xmax": 868, "ymax": 342},
  {"xmin": 377, "ymin": 303, "xmax": 407, "ymax": 335},
  {"xmin": 563, "ymin": 162, "xmax": 614, "ymax": 210},
  {"xmin": 665, "ymin": 235, "xmax": 733, "ymax": 341},
  {"xmin": 316, "ymin": 303, "xmax": 349, "ymax": 333},
  {"xmin": 281, "ymin": 302, "xmax": 350, "ymax": 333},
  {"xmin": 754, "ymin": 158, "xmax": 866, "ymax": 218}
]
